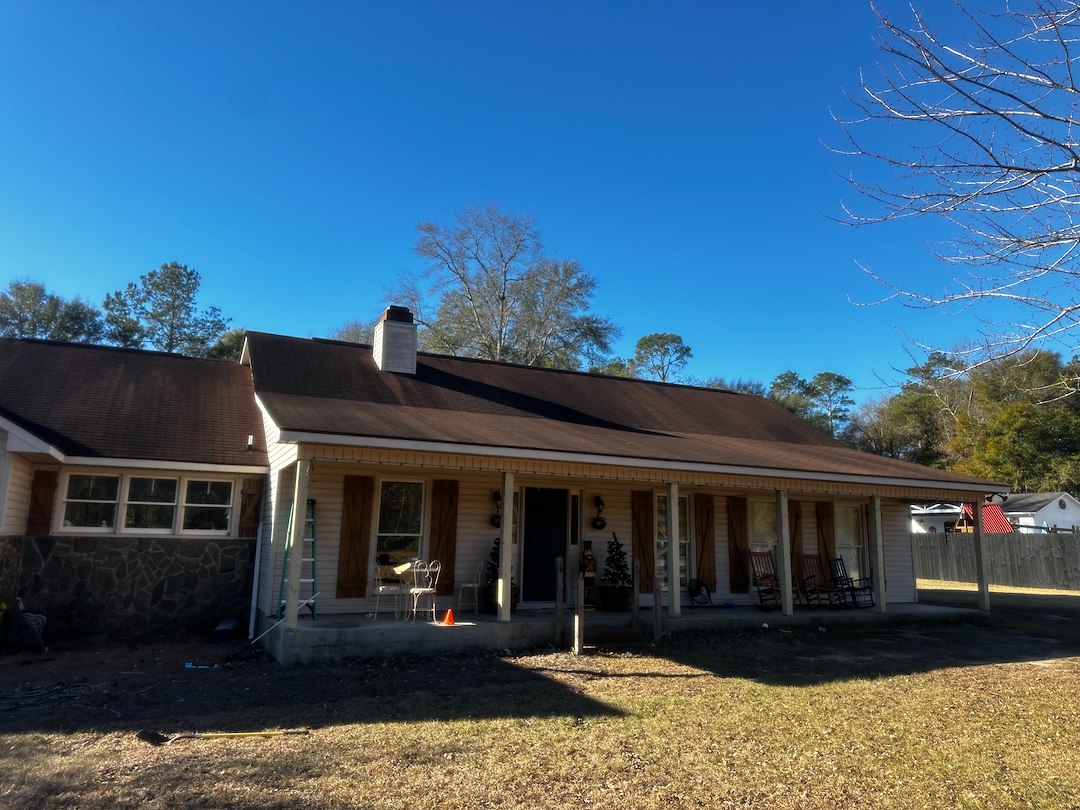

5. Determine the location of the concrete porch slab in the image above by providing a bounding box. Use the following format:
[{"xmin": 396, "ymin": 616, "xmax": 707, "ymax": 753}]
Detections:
[{"xmin": 262, "ymin": 603, "xmax": 982, "ymax": 665}]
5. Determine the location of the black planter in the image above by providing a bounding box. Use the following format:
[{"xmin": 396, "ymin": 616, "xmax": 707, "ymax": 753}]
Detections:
[
  {"xmin": 478, "ymin": 584, "xmax": 519, "ymax": 614},
  {"xmin": 594, "ymin": 584, "xmax": 633, "ymax": 612}
]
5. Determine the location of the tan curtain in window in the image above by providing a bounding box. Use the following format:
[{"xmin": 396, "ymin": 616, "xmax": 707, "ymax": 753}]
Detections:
[
  {"xmin": 789, "ymin": 499, "xmax": 803, "ymax": 562},
  {"xmin": 27, "ymin": 470, "xmax": 58, "ymax": 535},
  {"xmin": 631, "ymin": 490, "xmax": 655, "ymax": 594},
  {"xmin": 816, "ymin": 501, "xmax": 836, "ymax": 558},
  {"xmin": 727, "ymin": 496, "xmax": 749, "ymax": 593},
  {"xmin": 429, "ymin": 479, "xmax": 459, "ymax": 596},
  {"xmin": 693, "ymin": 492, "xmax": 716, "ymax": 592},
  {"xmin": 336, "ymin": 476, "xmax": 374, "ymax": 598}
]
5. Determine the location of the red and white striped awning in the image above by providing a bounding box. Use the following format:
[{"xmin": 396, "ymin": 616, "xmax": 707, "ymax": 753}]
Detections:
[{"xmin": 961, "ymin": 502, "xmax": 1015, "ymax": 533}]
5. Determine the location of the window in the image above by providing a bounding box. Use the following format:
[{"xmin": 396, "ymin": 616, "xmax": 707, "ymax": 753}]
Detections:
[
  {"xmin": 656, "ymin": 494, "xmax": 690, "ymax": 589},
  {"xmin": 748, "ymin": 500, "xmax": 778, "ymax": 551},
  {"xmin": 125, "ymin": 477, "xmax": 178, "ymax": 531},
  {"xmin": 58, "ymin": 472, "xmax": 236, "ymax": 535},
  {"xmin": 375, "ymin": 480, "xmax": 424, "ymax": 566},
  {"xmin": 835, "ymin": 504, "xmax": 865, "ymax": 580},
  {"xmin": 182, "ymin": 480, "xmax": 234, "ymax": 532},
  {"xmin": 63, "ymin": 474, "xmax": 120, "ymax": 530}
]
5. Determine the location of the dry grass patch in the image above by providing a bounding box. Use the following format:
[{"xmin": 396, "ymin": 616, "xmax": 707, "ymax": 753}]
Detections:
[{"xmin": 3, "ymin": 621, "xmax": 1080, "ymax": 809}]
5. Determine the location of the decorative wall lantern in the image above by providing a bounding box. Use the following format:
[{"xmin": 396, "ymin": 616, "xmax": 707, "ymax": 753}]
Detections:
[
  {"xmin": 490, "ymin": 490, "xmax": 502, "ymax": 527},
  {"xmin": 591, "ymin": 494, "xmax": 606, "ymax": 530}
]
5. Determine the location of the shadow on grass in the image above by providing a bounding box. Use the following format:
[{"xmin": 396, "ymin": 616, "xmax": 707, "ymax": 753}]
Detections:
[
  {"xmin": 647, "ymin": 587, "xmax": 1080, "ymax": 688},
  {"xmin": 0, "ymin": 646, "xmax": 624, "ymax": 738}
]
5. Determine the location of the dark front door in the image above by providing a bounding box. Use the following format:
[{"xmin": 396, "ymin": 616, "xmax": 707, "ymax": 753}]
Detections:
[{"xmin": 522, "ymin": 487, "xmax": 568, "ymax": 602}]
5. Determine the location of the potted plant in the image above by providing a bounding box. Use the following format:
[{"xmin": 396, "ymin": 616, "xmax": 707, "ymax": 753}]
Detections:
[
  {"xmin": 594, "ymin": 532, "xmax": 633, "ymax": 611},
  {"xmin": 478, "ymin": 537, "xmax": 519, "ymax": 614}
]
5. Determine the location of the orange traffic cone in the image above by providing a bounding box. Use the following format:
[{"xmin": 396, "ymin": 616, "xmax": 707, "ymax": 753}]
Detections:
[{"xmin": 443, "ymin": 608, "xmax": 454, "ymax": 626}]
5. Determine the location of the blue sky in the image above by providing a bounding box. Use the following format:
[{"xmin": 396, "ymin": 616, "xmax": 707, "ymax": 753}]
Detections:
[{"xmin": 1, "ymin": 2, "xmax": 985, "ymax": 400}]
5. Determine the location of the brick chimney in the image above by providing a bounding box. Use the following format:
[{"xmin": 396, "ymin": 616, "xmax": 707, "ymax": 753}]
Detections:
[{"xmin": 372, "ymin": 305, "xmax": 417, "ymax": 374}]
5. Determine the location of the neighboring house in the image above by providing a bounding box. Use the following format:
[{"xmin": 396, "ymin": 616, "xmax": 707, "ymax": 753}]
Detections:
[
  {"xmin": 1003, "ymin": 492, "xmax": 1080, "ymax": 533},
  {"xmin": 910, "ymin": 503, "xmax": 961, "ymax": 534},
  {"xmin": 0, "ymin": 338, "xmax": 269, "ymax": 638},
  {"xmin": 1, "ymin": 308, "xmax": 1007, "ymax": 661},
  {"xmin": 910, "ymin": 502, "xmax": 1014, "ymax": 534}
]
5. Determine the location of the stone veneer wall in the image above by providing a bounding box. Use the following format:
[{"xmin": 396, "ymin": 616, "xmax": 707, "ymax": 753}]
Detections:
[{"xmin": 1, "ymin": 535, "xmax": 255, "ymax": 640}]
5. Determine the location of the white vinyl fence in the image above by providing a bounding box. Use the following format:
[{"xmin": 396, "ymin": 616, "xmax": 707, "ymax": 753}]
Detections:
[{"xmin": 911, "ymin": 532, "xmax": 1080, "ymax": 591}]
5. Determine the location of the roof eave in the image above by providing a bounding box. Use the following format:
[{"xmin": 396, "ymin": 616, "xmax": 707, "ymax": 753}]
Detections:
[
  {"xmin": 61, "ymin": 457, "xmax": 270, "ymax": 475},
  {"xmin": 277, "ymin": 429, "xmax": 1003, "ymax": 495},
  {"xmin": 0, "ymin": 414, "xmax": 64, "ymax": 460}
]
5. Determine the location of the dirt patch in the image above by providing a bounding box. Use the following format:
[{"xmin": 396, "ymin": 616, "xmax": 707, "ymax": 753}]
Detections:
[{"xmin": 2, "ymin": 587, "xmax": 1079, "ymax": 738}]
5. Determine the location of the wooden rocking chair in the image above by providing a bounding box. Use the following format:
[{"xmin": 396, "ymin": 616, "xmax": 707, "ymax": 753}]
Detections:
[
  {"xmin": 749, "ymin": 550, "xmax": 782, "ymax": 611},
  {"xmin": 795, "ymin": 553, "xmax": 849, "ymax": 608},
  {"xmin": 828, "ymin": 556, "xmax": 874, "ymax": 608}
]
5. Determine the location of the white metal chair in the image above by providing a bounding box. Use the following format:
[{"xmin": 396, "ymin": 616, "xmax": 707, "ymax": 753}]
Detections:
[
  {"xmin": 373, "ymin": 562, "xmax": 412, "ymax": 620},
  {"xmin": 457, "ymin": 560, "xmax": 485, "ymax": 614},
  {"xmin": 408, "ymin": 560, "xmax": 441, "ymax": 622}
]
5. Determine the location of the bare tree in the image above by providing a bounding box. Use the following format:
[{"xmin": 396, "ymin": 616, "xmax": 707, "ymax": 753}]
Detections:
[
  {"xmin": 398, "ymin": 204, "xmax": 618, "ymax": 369},
  {"xmin": 836, "ymin": 1, "xmax": 1080, "ymax": 388}
]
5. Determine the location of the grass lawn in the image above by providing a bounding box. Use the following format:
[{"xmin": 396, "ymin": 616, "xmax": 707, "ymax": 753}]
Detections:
[{"xmin": 3, "ymin": 591, "xmax": 1080, "ymax": 809}]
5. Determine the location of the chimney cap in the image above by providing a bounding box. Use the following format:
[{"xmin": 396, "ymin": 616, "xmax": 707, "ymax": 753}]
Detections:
[{"xmin": 382, "ymin": 305, "xmax": 414, "ymax": 324}]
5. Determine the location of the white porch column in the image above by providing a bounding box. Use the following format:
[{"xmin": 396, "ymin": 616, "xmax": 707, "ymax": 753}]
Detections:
[
  {"xmin": 868, "ymin": 494, "xmax": 887, "ymax": 614},
  {"xmin": 284, "ymin": 459, "xmax": 311, "ymax": 630},
  {"xmin": 497, "ymin": 471, "xmax": 515, "ymax": 623},
  {"xmin": 666, "ymin": 482, "xmax": 681, "ymax": 617},
  {"xmin": 972, "ymin": 499, "xmax": 991, "ymax": 613},
  {"xmin": 775, "ymin": 490, "xmax": 793, "ymax": 615}
]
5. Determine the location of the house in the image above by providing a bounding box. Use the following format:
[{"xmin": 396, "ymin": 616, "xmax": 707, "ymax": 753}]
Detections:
[
  {"xmin": 0, "ymin": 307, "xmax": 1007, "ymax": 662},
  {"xmin": 910, "ymin": 503, "xmax": 961, "ymax": 534},
  {"xmin": 1002, "ymin": 492, "xmax": 1080, "ymax": 533},
  {"xmin": 0, "ymin": 338, "xmax": 269, "ymax": 638}
]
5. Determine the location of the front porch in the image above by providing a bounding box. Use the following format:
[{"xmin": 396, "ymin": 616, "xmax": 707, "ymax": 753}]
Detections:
[{"xmin": 262, "ymin": 602, "xmax": 981, "ymax": 665}]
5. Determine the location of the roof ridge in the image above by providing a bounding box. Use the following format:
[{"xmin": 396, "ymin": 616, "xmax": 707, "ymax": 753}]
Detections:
[{"xmin": 256, "ymin": 330, "xmax": 756, "ymax": 397}]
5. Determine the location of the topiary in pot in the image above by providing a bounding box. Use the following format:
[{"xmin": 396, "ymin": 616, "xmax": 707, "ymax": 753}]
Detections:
[{"xmin": 595, "ymin": 532, "xmax": 633, "ymax": 611}]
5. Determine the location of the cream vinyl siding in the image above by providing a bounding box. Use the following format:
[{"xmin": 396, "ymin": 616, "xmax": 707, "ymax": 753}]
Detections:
[
  {"xmin": 261, "ymin": 442, "xmax": 946, "ymax": 615},
  {"xmin": 883, "ymin": 500, "xmax": 917, "ymax": 603},
  {"xmin": 256, "ymin": 409, "xmax": 299, "ymax": 616},
  {"xmin": 3, "ymin": 454, "xmax": 34, "ymax": 535}
]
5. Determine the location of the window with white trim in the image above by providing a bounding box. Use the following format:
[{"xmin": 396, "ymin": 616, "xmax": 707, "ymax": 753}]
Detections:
[
  {"xmin": 125, "ymin": 476, "xmax": 178, "ymax": 531},
  {"xmin": 374, "ymin": 480, "xmax": 424, "ymax": 566},
  {"xmin": 63, "ymin": 474, "xmax": 120, "ymax": 530},
  {"xmin": 182, "ymin": 480, "xmax": 233, "ymax": 531},
  {"xmin": 748, "ymin": 499, "xmax": 778, "ymax": 551},
  {"xmin": 656, "ymin": 494, "xmax": 690, "ymax": 589},
  {"xmin": 835, "ymin": 503, "xmax": 866, "ymax": 580},
  {"xmin": 59, "ymin": 473, "xmax": 236, "ymax": 535}
]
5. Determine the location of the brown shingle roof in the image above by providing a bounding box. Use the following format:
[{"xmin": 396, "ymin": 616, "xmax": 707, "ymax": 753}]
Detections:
[
  {"xmin": 0, "ymin": 338, "xmax": 267, "ymax": 467},
  {"xmin": 246, "ymin": 332, "xmax": 1000, "ymax": 489}
]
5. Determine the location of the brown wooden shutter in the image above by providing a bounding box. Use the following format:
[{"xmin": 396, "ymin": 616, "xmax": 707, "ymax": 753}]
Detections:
[
  {"xmin": 631, "ymin": 490, "xmax": 655, "ymax": 594},
  {"xmin": 726, "ymin": 496, "xmax": 749, "ymax": 593},
  {"xmin": 816, "ymin": 501, "xmax": 836, "ymax": 558},
  {"xmin": 429, "ymin": 479, "xmax": 458, "ymax": 596},
  {"xmin": 693, "ymin": 492, "xmax": 716, "ymax": 592},
  {"xmin": 336, "ymin": 476, "xmax": 374, "ymax": 598},
  {"xmin": 26, "ymin": 470, "xmax": 58, "ymax": 535},
  {"xmin": 238, "ymin": 478, "xmax": 265, "ymax": 539},
  {"xmin": 789, "ymin": 499, "xmax": 802, "ymax": 562}
]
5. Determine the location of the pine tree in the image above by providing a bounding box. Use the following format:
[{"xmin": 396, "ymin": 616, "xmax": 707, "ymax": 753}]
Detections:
[{"xmin": 601, "ymin": 532, "xmax": 631, "ymax": 587}]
